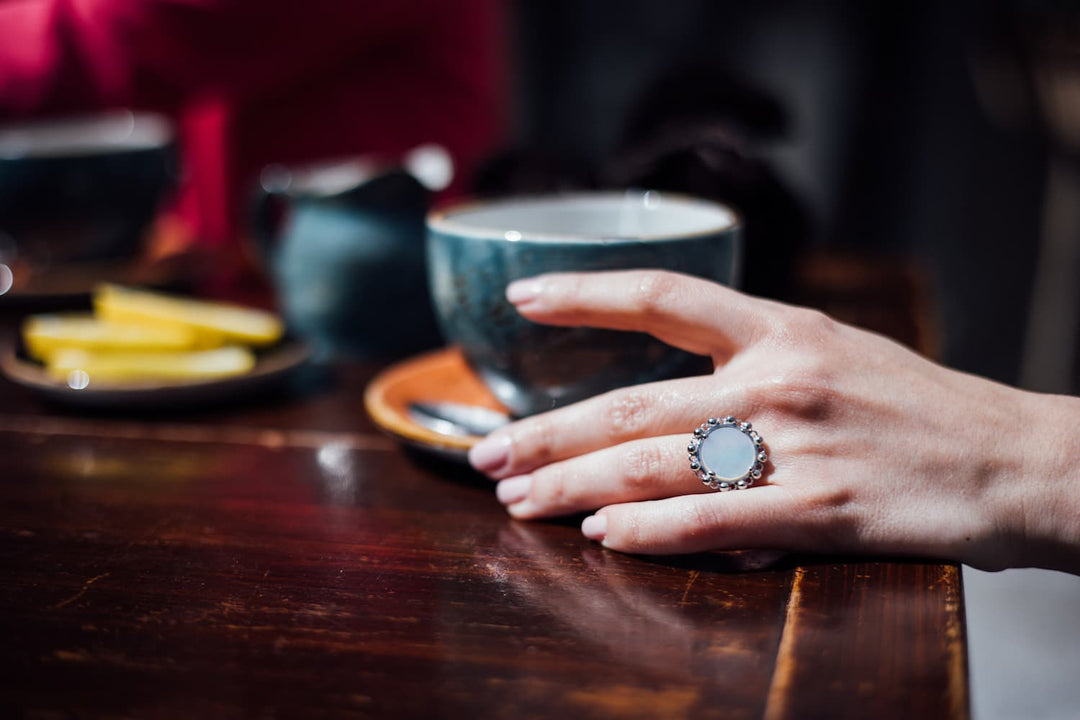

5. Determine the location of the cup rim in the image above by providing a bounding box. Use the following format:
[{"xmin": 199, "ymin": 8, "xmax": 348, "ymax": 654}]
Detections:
[
  {"xmin": 427, "ymin": 191, "xmax": 741, "ymax": 243},
  {"xmin": 0, "ymin": 110, "xmax": 173, "ymax": 160}
]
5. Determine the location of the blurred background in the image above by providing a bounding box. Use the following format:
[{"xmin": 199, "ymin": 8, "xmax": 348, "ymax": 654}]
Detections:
[
  {"xmin": 3, "ymin": 0, "xmax": 1074, "ymax": 389},
  {"xmin": 1, "ymin": 0, "xmax": 1079, "ymax": 717},
  {"xmin": 506, "ymin": 0, "xmax": 1078, "ymax": 397}
]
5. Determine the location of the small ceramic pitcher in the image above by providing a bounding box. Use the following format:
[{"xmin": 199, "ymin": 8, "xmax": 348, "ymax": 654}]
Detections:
[{"xmin": 252, "ymin": 164, "xmax": 441, "ymax": 360}]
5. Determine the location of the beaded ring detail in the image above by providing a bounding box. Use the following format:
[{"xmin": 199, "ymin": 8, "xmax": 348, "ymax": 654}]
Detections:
[{"xmin": 687, "ymin": 416, "xmax": 767, "ymax": 491}]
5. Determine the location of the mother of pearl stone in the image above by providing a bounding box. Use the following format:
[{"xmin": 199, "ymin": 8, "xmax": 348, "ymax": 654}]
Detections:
[{"xmin": 699, "ymin": 426, "xmax": 757, "ymax": 482}]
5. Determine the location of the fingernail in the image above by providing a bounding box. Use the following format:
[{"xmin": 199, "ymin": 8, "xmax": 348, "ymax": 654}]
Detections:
[
  {"xmin": 495, "ymin": 475, "xmax": 531, "ymax": 505},
  {"xmin": 506, "ymin": 278, "xmax": 542, "ymax": 305},
  {"xmin": 581, "ymin": 514, "xmax": 607, "ymax": 542},
  {"xmin": 468, "ymin": 433, "xmax": 512, "ymax": 474}
]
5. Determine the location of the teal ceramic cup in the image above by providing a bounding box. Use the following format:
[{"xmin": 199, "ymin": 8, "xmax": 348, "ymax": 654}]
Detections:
[{"xmin": 426, "ymin": 192, "xmax": 742, "ymax": 417}]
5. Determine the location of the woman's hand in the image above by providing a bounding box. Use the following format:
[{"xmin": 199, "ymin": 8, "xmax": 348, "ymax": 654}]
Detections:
[{"xmin": 467, "ymin": 270, "xmax": 1080, "ymax": 573}]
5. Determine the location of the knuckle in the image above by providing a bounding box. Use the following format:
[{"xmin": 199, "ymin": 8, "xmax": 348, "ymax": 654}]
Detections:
[
  {"xmin": 602, "ymin": 389, "xmax": 653, "ymax": 441},
  {"xmin": 515, "ymin": 416, "xmax": 557, "ymax": 465},
  {"xmin": 601, "ymin": 506, "xmax": 647, "ymax": 549},
  {"xmin": 751, "ymin": 356, "xmax": 838, "ymax": 422},
  {"xmin": 684, "ymin": 498, "xmax": 724, "ymax": 539},
  {"xmin": 795, "ymin": 307, "xmax": 837, "ymax": 336},
  {"xmin": 740, "ymin": 379, "xmax": 776, "ymax": 416},
  {"xmin": 795, "ymin": 483, "xmax": 860, "ymax": 550},
  {"xmin": 775, "ymin": 370, "xmax": 832, "ymax": 418},
  {"xmin": 631, "ymin": 271, "xmax": 680, "ymax": 316},
  {"xmin": 530, "ymin": 465, "xmax": 569, "ymax": 507},
  {"xmin": 806, "ymin": 482, "xmax": 856, "ymax": 513},
  {"xmin": 761, "ymin": 307, "xmax": 836, "ymax": 349},
  {"xmin": 758, "ymin": 307, "xmax": 798, "ymax": 346},
  {"xmin": 618, "ymin": 509, "xmax": 645, "ymax": 547},
  {"xmin": 557, "ymin": 273, "xmax": 586, "ymax": 301},
  {"xmin": 618, "ymin": 443, "xmax": 666, "ymax": 492}
]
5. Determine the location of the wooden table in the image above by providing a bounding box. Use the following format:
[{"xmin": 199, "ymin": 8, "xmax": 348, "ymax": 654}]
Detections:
[{"xmin": 0, "ymin": 256, "xmax": 967, "ymax": 719}]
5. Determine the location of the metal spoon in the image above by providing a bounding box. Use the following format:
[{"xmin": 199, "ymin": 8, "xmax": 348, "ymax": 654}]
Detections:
[{"xmin": 407, "ymin": 401, "xmax": 512, "ymax": 438}]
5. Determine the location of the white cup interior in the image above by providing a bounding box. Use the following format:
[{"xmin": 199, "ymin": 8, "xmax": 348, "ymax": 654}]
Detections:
[{"xmin": 430, "ymin": 192, "xmax": 736, "ymax": 242}]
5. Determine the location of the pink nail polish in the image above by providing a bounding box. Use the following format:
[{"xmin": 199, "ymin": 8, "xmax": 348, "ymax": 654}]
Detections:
[
  {"xmin": 468, "ymin": 434, "xmax": 511, "ymax": 474},
  {"xmin": 581, "ymin": 514, "xmax": 607, "ymax": 542},
  {"xmin": 495, "ymin": 475, "xmax": 531, "ymax": 505},
  {"xmin": 505, "ymin": 278, "xmax": 541, "ymax": 305}
]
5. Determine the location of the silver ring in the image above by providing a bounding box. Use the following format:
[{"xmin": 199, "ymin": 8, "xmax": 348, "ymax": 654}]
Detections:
[{"xmin": 687, "ymin": 416, "xmax": 767, "ymax": 491}]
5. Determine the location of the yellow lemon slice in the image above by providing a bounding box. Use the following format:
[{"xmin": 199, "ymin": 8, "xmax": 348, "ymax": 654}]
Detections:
[
  {"xmin": 93, "ymin": 284, "xmax": 284, "ymax": 348},
  {"xmin": 46, "ymin": 345, "xmax": 257, "ymax": 384},
  {"xmin": 22, "ymin": 314, "xmax": 199, "ymax": 362}
]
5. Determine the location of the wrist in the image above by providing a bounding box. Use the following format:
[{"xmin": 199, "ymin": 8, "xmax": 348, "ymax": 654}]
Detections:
[{"xmin": 1013, "ymin": 391, "xmax": 1080, "ymax": 572}]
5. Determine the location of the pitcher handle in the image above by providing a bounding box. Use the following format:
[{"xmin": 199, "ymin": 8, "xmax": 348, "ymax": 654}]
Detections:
[{"xmin": 249, "ymin": 175, "xmax": 291, "ymax": 261}]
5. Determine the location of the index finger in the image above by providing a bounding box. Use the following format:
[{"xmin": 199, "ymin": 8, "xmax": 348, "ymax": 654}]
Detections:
[{"xmin": 505, "ymin": 270, "xmax": 777, "ymax": 360}]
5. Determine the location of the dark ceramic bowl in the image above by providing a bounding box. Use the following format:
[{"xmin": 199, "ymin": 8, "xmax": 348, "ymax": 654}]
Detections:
[
  {"xmin": 0, "ymin": 111, "xmax": 176, "ymax": 268},
  {"xmin": 427, "ymin": 192, "xmax": 741, "ymax": 417}
]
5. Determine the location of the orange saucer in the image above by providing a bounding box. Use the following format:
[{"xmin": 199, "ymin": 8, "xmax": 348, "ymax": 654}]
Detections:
[{"xmin": 364, "ymin": 347, "xmax": 509, "ymax": 459}]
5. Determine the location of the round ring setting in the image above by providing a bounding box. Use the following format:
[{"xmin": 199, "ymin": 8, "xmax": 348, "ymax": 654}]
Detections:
[{"xmin": 687, "ymin": 416, "xmax": 767, "ymax": 491}]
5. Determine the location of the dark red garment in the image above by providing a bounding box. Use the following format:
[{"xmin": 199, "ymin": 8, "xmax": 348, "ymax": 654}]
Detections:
[{"xmin": 0, "ymin": 0, "xmax": 505, "ymax": 255}]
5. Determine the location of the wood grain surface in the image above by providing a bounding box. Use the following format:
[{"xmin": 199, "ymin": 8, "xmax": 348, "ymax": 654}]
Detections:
[{"xmin": 0, "ymin": 254, "xmax": 967, "ymax": 719}]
